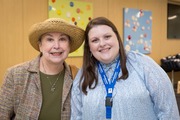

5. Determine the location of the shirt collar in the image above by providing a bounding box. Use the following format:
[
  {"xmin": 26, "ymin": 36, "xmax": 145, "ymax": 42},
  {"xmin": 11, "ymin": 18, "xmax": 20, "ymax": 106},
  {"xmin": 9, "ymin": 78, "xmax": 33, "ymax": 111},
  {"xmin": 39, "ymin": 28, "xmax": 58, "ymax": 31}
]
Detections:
[{"xmin": 99, "ymin": 55, "xmax": 120, "ymax": 69}]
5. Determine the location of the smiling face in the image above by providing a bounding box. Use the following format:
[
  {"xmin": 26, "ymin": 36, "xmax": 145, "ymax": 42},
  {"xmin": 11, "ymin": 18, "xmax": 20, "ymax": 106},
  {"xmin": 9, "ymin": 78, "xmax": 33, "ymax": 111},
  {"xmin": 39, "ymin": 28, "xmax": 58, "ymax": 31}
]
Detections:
[
  {"xmin": 39, "ymin": 32, "xmax": 70, "ymax": 65},
  {"xmin": 88, "ymin": 25, "xmax": 119, "ymax": 64}
]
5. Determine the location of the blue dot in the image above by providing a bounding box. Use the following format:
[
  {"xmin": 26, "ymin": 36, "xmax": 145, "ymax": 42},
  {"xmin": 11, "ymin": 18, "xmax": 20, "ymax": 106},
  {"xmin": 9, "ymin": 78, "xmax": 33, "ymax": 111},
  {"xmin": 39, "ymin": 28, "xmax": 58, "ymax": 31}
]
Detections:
[
  {"xmin": 70, "ymin": 2, "xmax": 74, "ymax": 7},
  {"xmin": 49, "ymin": 6, "xmax": 52, "ymax": 11}
]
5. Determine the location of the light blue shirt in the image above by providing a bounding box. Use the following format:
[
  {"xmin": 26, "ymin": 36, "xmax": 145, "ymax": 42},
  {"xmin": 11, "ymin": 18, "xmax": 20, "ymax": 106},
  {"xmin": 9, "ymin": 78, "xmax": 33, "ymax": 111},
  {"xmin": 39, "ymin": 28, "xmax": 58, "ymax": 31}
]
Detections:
[{"xmin": 71, "ymin": 51, "xmax": 180, "ymax": 120}]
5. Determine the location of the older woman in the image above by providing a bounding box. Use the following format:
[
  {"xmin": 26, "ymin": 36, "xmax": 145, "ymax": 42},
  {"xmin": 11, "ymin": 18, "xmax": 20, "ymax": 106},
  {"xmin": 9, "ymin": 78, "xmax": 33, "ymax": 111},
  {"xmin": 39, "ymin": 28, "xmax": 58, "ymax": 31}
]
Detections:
[{"xmin": 0, "ymin": 18, "xmax": 84, "ymax": 120}]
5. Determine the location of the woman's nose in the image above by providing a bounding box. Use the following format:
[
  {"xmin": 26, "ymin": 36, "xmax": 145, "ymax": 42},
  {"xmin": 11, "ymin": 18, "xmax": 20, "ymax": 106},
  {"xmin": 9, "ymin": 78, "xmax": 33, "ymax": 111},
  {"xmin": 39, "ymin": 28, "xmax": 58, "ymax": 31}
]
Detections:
[
  {"xmin": 99, "ymin": 39, "xmax": 105, "ymax": 46},
  {"xmin": 53, "ymin": 41, "xmax": 60, "ymax": 49}
]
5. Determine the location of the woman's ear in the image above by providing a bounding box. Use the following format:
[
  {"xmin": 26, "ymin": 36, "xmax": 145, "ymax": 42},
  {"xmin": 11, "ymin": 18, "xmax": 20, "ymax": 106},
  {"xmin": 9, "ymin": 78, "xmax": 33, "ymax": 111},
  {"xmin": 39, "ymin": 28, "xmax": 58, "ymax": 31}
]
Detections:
[{"xmin": 38, "ymin": 41, "xmax": 42, "ymax": 52}]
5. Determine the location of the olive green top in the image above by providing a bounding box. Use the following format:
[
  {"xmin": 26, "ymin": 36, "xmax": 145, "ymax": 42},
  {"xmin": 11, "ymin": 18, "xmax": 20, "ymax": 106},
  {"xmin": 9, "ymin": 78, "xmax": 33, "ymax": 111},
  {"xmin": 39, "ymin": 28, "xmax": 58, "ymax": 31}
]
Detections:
[{"xmin": 39, "ymin": 69, "xmax": 65, "ymax": 120}]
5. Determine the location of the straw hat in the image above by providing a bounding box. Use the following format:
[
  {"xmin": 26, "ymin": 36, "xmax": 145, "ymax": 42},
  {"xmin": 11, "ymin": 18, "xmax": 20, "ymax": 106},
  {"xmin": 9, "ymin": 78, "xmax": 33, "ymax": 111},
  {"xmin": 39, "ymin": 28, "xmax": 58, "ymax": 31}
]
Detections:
[{"xmin": 29, "ymin": 18, "xmax": 84, "ymax": 53}]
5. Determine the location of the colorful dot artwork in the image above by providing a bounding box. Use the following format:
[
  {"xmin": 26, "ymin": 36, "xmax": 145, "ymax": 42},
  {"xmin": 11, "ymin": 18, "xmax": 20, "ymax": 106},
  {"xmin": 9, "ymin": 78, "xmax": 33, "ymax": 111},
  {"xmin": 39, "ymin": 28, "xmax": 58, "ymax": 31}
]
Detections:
[
  {"xmin": 49, "ymin": 0, "xmax": 93, "ymax": 57},
  {"xmin": 123, "ymin": 8, "xmax": 152, "ymax": 54}
]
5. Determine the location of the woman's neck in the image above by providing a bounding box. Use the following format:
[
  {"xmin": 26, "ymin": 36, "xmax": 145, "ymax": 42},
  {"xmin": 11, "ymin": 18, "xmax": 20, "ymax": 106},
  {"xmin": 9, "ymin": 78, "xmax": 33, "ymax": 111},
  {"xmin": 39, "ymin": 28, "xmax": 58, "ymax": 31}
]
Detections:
[{"xmin": 40, "ymin": 58, "xmax": 64, "ymax": 75}]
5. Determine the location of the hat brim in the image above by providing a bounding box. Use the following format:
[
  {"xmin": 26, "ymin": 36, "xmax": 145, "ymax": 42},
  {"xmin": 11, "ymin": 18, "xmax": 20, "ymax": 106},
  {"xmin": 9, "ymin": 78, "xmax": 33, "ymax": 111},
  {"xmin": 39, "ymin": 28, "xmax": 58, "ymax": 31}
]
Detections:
[{"xmin": 29, "ymin": 18, "xmax": 84, "ymax": 53}]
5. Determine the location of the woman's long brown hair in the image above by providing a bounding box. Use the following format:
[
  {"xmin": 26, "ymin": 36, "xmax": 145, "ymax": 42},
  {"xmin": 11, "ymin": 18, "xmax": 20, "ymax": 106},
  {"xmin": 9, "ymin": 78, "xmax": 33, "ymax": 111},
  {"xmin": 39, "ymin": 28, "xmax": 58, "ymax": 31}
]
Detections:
[{"xmin": 81, "ymin": 17, "xmax": 128, "ymax": 95}]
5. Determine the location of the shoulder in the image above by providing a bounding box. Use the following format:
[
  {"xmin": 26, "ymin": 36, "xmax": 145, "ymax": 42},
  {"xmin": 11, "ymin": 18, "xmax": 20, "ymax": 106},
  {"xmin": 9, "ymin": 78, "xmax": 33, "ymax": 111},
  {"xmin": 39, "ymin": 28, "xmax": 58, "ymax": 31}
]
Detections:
[
  {"xmin": 2, "ymin": 58, "xmax": 37, "ymax": 87},
  {"xmin": 127, "ymin": 51, "xmax": 153, "ymax": 62},
  {"xmin": 126, "ymin": 51, "xmax": 157, "ymax": 67},
  {"xmin": 7, "ymin": 61, "xmax": 31, "ymax": 74},
  {"xmin": 69, "ymin": 64, "xmax": 79, "ymax": 79},
  {"xmin": 63, "ymin": 62, "xmax": 79, "ymax": 80},
  {"xmin": 126, "ymin": 51, "xmax": 162, "ymax": 80},
  {"xmin": 69, "ymin": 65, "xmax": 79, "ymax": 73},
  {"xmin": 7, "ymin": 56, "xmax": 40, "ymax": 74}
]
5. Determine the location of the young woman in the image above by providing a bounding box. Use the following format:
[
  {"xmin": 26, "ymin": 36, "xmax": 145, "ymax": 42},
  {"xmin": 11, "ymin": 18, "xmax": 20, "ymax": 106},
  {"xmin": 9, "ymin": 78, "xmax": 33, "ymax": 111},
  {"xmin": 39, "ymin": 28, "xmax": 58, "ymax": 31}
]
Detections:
[{"xmin": 71, "ymin": 17, "xmax": 179, "ymax": 120}]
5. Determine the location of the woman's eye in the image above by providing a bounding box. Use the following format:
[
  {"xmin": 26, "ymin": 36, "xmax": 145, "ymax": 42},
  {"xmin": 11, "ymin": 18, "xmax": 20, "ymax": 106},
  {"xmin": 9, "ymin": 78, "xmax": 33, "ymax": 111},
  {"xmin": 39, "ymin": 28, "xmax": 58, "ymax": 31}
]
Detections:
[
  {"xmin": 47, "ymin": 38, "xmax": 53, "ymax": 41},
  {"xmin": 105, "ymin": 35, "xmax": 111, "ymax": 39},
  {"xmin": 60, "ymin": 37, "xmax": 68, "ymax": 41},
  {"xmin": 91, "ymin": 39, "xmax": 98, "ymax": 43}
]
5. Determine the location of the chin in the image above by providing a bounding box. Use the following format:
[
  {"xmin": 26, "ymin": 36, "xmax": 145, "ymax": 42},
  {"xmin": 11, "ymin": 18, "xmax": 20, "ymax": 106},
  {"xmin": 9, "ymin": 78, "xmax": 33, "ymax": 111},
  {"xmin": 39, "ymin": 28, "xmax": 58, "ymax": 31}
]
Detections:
[
  {"xmin": 100, "ymin": 60, "xmax": 112, "ymax": 64},
  {"xmin": 100, "ymin": 56, "xmax": 117, "ymax": 64}
]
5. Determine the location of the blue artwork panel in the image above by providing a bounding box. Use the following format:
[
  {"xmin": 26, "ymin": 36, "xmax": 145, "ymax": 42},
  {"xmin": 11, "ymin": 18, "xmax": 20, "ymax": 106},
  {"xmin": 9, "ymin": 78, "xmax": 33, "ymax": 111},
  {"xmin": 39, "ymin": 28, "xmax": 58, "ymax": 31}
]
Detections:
[{"xmin": 123, "ymin": 8, "xmax": 152, "ymax": 54}]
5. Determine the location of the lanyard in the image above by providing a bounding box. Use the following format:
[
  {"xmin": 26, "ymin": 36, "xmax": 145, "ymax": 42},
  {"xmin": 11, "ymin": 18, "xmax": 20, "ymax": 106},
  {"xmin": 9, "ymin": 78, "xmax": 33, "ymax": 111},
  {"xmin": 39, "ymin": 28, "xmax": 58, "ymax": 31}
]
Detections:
[{"xmin": 97, "ymin": 57, "xmax": 120, "ymax": 119}]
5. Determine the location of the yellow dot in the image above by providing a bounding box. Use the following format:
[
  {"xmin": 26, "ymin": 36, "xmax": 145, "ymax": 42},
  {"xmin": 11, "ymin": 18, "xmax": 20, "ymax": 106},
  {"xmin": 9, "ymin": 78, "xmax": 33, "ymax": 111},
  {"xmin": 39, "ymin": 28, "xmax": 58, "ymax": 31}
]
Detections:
[
  {"xmin": 80, "ymin": 10, "xmax": 83, "ymax": 14},
  {"xmin": 56, "ymin": 10, "xmax": 61, "ymax": 15},
  {"xmin": 81, "ymin": 22, "xmax": 84, "ymax": 26}
]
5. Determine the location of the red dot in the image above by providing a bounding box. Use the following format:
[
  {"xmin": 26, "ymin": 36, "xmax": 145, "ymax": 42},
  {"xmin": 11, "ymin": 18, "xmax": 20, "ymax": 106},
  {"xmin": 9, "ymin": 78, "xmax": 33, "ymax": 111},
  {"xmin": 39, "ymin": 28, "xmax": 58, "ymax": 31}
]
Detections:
[
  {"xmin": 144, "ymin": 33, "xmax": 147, "ymax": 38},
  {"xmin": 76, "ymin": 8, "xmax": 80, "ymax": 13},
  {"xmin": 88, "ymin": 17, "xmax": 92, "ymax": 21},
  {"xmin": 72, "ymin": 17, "xmax": 75, "ymax": 22},
  {"xmin": 128, "ymin": 35, "xmax": 131, "ymax": 40}
]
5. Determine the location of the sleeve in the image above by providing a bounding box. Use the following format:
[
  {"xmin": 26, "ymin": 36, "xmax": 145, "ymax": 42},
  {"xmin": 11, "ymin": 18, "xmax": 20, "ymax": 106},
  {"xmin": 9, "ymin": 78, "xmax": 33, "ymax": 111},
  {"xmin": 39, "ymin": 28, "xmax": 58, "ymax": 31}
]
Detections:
[
  {"xmin": 130, "ymin": 52, "xmax": 180, "ymax": 120},
  {"xmin": 0, "ymin": 69, "xmax": 15, "ymax": 119},
  {"xmin": 71, "ymin": 69, "xmax": 83, "ymax": 120}
]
